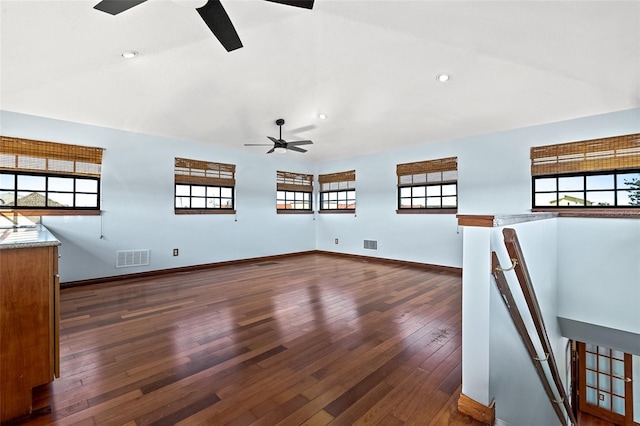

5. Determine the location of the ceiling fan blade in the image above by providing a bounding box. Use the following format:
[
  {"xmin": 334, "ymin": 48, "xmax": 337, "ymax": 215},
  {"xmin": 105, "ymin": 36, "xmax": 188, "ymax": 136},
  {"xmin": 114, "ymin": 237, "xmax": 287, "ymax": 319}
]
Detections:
[
  {"xmin": 94, "ymin": 0, "xmax": 147, "ymax": 15},
  {"xmin": 286, "ymin": 146, "xmax": 308, "ymax": 153},
  {"xmin": 267, "ymin": 136, "xmax": 280, "ymax": 144},
  {"xmin": 264, "ymin": 0, "xmax": 314, "ymax": 9},
  {"xmin": 267, "ymin": 147, "xmax": 276, "ymax": 154},
  {"xmin": 244, "ymin": 143, "xmax": 273, "ymax": 146},
  {"xmin": 197, "ymin": 0, "xmax": 243, "ymax": 52},
  {"xmin": 286, "ymin": 140, "xmax": 313, "ymax": 146}
]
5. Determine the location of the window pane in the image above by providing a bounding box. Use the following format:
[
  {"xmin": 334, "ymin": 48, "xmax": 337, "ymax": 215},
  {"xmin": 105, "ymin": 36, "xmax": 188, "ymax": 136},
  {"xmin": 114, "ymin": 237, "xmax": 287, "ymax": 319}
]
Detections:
[
  {"xmin": 412, "ymin": 198, "xmax": 425, "ymax": 208},
  {"xmin": 612, "ymin": 396, "xmax": 625, "ymax": 415},
  {"xmin": 76, "ymin": 193, "xmax": 98, "ymax": 208},
  {"xmin": 426, "ymin": 198, "xmax": 441, "ymax": 208},
  {"xmin": 295, "ymin": 192, "xmax": 305, "ymax": 201},
  {"xmin": 587, "ymin": 191, "xmax": 614, "ymax": 206},
  {"xmin": 176, "ymin": 197, "xmax": 190, "ymax": 208},
  {"xmin": 277, "ymin": 191, "xmax": 285, "ymax": 199},
  {"xmin": 207, "ymin": 199, "xmax": 220, "ymax": 208},
  {"xmin": 413, "ymin": 174, "xmax": 427, "ymax": 184},
  {"xmin": 221, "ymin": 187, "xmax": 232, "ymax": 197},
  {"xmin": 442, "ymin": 184, "xmax": 456, "ymax": 196},
  {"xmin": 192, "ymin": 186, "xmax": 206, "ymax": 197},
  {"xmin": 399, "ymin": 198, "xmax": 411, "ymax": 208},
  {"xmin": 48, "ymin": 192, "xmax": 73, "ymax": 207},
  {"xmin": 346, "ymin": 200, "xmax": 355, "ymax": 209},
  {"xmin": 586, "ymin": 174, "xmax": 614, "ymax": 190},
  {"xmin": 556, "ymin": 192, "xmax": 587, "ymax": 206},
  {"xmin": 192, "ymin": 198, "xmax": 206, "ymax": 208},
  {"xmin": 618, "ymin": 190, "xmax": 639, "ymax": 206},
  {"xmin": 337, "ymin": 192, "xmax": 346, "ymax": 201},
  {"xmin": 399, "ymin": 175, "xmax": 413, "ymax": 185},
  {"xmin": 558, "ymin": 176, "xmax": 584, "ymax": 191},
  {"xmin": 17, "ymin": 191, "xmax": 46, "ymax": 206},
  {"xmin": 442, "ymin": 196, "xmax": 457, "ymax": 207},
  {"xmin": 400, "ymin": 187, "xmax": 412, "ymax": 197},
  {"xmin": 617, "ymin": 172, "xmax": 640, "ymax": 189},
  {"xmin": 76, "ymin": 178, "xmax": 98, "ymax": 193},
  {"xmin": 413, "ymin": 186, "xmax": 426, "ymax": 197},
  {"xmin": 347, "ymin": 190, "xmax": 356, "ymax": 199},
  {"xmin": 535, "ymin": 193, "xmax": 558, "ymax": 206},
  {"xmin": 347, "ymin": 181, "xmax": 356, "ymax": 189},
  {"xmin": 426, "ymin": 172, "xmax": 442, "ymax": 182},
  {"xmin": 18, "ymin": 175, "xmax": 46, "ymax": 191},
  {"xmin": 338, "ymin": 181, "xmax": 348, "ymax": 190},
  {"xmin": 207, "ymin": 187, "xmax": 220, "ymax": 197},
  {"xmin": 328, "ymin": 192, "xmax": 337, "ymax": 201},
  {"xmin": 176, "ymin": 185, "xmax": 191, "ymax": 196},
  {"xmin": 426, "ymin": 186, "xmax": 440, "ymax": 196},
  {"xmin": 535, "ymin": 178, "xmax": 556, "ymax": 192},
  {"xmin": 303, "ymin": 193, "xmax": 310, "ymax": 201},
  {"xmin": 221, "ymin": 199, "xmax": 233, "ymax": 208},
  {"xmin": 49, "ymin": 177, "xmax": 74, "ymax": 192},
  {"xmin": 0, "ymin": 174, "xmax": 15, "ymax": 189}
]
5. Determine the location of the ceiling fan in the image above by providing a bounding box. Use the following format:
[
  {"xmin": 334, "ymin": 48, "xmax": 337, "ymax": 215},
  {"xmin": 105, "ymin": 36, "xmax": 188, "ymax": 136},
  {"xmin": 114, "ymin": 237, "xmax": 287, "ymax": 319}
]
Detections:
[
  {"xmin": 93, "ymin": 0, "xmax": 314, "ymax": 52},
  {"xmin": 245, "ymin": 119, "xmax": 313, "ymax": 154}
]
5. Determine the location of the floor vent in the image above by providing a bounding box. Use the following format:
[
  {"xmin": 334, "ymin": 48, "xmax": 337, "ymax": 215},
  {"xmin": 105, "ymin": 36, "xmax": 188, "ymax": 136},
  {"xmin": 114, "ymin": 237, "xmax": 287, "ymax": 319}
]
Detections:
[
  {"xmin": 116, "ymin": 249, "xmax": 150, "ymax": 268},
  {"xmin": 364, "ymin": 240, "xmax": 378, "ymax": 250}
]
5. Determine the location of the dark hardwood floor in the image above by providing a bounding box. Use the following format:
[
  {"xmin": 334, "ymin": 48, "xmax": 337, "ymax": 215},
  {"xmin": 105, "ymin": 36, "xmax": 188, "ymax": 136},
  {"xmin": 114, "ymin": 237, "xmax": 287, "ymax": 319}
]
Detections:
[{"xmin": 18, "ymin": 253, "xmax": 484, "ymax": 425}]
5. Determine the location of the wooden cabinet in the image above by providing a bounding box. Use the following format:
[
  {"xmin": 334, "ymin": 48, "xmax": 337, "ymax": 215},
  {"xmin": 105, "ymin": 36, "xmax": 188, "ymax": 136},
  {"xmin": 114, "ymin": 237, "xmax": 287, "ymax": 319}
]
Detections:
[{"xmin": 0, "ymin": 243, "xmax": 60, "ymax": 423}]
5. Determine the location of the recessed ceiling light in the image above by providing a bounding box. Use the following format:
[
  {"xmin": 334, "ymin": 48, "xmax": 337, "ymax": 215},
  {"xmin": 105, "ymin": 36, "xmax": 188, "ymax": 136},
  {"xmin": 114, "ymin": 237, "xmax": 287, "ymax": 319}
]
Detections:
[
  {"xmin": 122, "ymin": 50, "xmax": 139, "ymax": 59},
  {"xmin": 436, "ymin": 73, "xmax": 450, "ymax": 82},
  {"xmin": 319, "ymin": 113, "xmax": 327, "ymax": 120}
]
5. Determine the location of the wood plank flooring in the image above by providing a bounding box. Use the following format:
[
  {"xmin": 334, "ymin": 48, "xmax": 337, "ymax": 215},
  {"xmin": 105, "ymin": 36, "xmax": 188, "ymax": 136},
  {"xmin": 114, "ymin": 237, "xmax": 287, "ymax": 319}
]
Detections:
[{"xmin": 17, "ymin": 253, "xmax": 483, "ymax": 425}]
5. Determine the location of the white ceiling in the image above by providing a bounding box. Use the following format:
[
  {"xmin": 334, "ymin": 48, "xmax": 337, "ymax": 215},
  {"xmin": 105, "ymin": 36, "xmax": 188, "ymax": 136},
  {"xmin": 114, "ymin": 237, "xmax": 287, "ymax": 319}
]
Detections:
[{"xmin": 1, "ymin": 0, "xmax": 639, "ymax": 161}]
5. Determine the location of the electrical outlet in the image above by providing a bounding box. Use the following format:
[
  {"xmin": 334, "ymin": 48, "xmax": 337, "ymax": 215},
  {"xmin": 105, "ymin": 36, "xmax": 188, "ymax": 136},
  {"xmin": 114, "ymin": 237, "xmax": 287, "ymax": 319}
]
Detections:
[
  {"xmin": 173, "ymin": 248, "xmax": 179, "ymax": 256},
  {"xmin": 335, "ymin": 238, "xmax": 339, "ymax": 244}
]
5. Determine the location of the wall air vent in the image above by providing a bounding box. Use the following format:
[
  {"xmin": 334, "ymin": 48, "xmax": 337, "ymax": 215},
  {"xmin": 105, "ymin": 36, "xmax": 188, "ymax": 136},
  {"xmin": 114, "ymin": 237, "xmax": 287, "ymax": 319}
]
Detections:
[
  {"xmin": 364, "ymin": 240, "xmax": 378, "ymax": 250},
  {"xmin": 116, "ymin": 249, "xmax": 150, "ymax": 268}
]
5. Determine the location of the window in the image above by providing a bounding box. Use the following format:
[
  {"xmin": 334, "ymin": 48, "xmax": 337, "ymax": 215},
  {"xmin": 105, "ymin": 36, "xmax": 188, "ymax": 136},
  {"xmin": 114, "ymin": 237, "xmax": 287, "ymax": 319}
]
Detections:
[
  {"xmin": 174, "ymin": 157, "xmax": 235, "ymax": 214},
  {"xmin": 0, "ymin": 136, "xmax": 103, "ymax": 214},
  {"xmin": 531, "ymin": 133, "xmax": 640, "ymax": 209},
  {"xmin": 396, "ymin": 157, "xmax": 457, "ymax": 212},
  {"xmin": 276, "ymin": 171, "xmax": 313, "ymax": 213},
  {"xmin": 318, "ymin": 170, "xmax": 355, "ymax": 212}
]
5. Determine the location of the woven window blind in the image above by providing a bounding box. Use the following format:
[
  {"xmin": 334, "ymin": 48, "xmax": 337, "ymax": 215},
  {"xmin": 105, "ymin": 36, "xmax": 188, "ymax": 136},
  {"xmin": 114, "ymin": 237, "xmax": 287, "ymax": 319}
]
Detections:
[
  {"xmin": 1, "ymin": 136, "xmax": 104, "ymax": 177},
  {"xmin": 318, "ymin": 170, "xmax": 355, "ymax": 191},
  {"xmin": 318, "ymin": 170, "xmax": 355, "ymax": 184},
  {"xmin": 531, "ymin": 133, "xmax": 640, "ymax": 176},
  {"xmin": 174, "ymin": 157, "xmax": 236, "ymax": 186},
  {"xmin": 396, "ymin": 157, "xmax": 457, "ymax": 186},
  {"xmin": 277, "ymin": 171, "xmax": 313, "ymax": 192}
]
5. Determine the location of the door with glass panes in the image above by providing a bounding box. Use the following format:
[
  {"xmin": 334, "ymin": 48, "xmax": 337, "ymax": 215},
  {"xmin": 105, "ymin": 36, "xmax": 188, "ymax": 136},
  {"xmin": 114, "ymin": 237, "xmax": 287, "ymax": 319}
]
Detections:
[{"xmin": 578, "ymin": 342, "xmax": 634, "ymax": 425}]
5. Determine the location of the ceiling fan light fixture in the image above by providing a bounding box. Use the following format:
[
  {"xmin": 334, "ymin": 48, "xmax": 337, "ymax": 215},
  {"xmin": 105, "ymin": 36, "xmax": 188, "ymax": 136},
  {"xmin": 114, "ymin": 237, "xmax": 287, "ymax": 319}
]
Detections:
[
  {"xmin": 121, "ymin": 50, "xmax": 139, "ymax": 59},
  {"xmin": 274, "ymin": 147, "xmax": 287, "ymax": 154},
  {"xmin": 436, "ymin": 73, "xmax": 450, "ymax": 82}
]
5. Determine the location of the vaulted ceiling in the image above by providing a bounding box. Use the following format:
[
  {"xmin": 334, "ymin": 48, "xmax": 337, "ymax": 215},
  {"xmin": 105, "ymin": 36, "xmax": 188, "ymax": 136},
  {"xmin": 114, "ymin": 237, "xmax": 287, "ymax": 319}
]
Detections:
[{"xmin": 1, "ymin": 0, "xmax": 639, "ymax": 161}]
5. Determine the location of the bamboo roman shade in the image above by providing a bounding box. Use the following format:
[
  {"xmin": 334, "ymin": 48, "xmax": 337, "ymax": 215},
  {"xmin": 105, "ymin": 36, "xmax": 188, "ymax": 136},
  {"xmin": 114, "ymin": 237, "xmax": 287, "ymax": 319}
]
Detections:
[
  {"xmin": 531, "ymin": 133, "xmax": 640, "ymax": 176},
  {"xmin": 318, "ymin": 170, "xmax": 355, "ymax": 191},
  {"xmin": 276, "ymin": 171, "xmax": 313, "ymax": 192},
  {"xmin": 0, "ymin": 136, "xmax": 104, "ymax": 177},
  {"xmin": 396, "ymin": 157, "xmax": 457, "ymax": 186},
  {"xmin": 174, "ymin": 157, "xmax": 236, "ymax": 186}
]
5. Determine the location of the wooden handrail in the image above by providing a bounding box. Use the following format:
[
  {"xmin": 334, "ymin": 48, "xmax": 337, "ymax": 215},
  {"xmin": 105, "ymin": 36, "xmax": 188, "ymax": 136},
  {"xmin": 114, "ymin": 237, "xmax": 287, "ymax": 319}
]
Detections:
[
  {"xmin": 491, "ymin": 252, "xmax": 568, "ymax": 426},
  {"xmin": 501, "ymin": 228, "xmax": 577, "ymax": 425}
]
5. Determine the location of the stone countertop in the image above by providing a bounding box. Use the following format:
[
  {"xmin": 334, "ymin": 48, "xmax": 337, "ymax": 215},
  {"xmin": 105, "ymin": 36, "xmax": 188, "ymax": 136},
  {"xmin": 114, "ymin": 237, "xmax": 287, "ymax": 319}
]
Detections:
[{"xmin": 0, "ymin": 225, "xmax": 61, "ymax": 250}]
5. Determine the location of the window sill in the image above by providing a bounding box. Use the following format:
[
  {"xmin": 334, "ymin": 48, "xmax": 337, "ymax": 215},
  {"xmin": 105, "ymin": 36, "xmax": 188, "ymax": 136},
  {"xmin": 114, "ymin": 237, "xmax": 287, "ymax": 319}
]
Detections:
[
  {"xmin": 0, "ymin": 209, "xmax": 101, "ymax": 216},
  {"xmin": 318, "ymin": 209, "xmax": 356, "ymax": 214},
  {"xmin": 175, "ymin": 209, "xmax": 236, "ymax": 215},
  {"xmin": 277, "ymin": 210, "xmax": 314, "ymax": 214},
  {"xmin": 531, "ymin": 208, "xmax": 640, "ymax": 219},
  {"xmin": 396, "ymin": 208, "xmax": 457, "ymax": 214}
]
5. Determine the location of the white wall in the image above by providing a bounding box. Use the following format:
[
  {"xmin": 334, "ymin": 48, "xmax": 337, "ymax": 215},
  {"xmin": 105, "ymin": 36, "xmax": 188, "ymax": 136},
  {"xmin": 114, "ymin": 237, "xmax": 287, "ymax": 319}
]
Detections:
[
  {"xmin": 557, "ymin": 218, "xmax": 640, "ymax": 337},
  {"xmin": 1, "ymin": 111, "xmax": 317, "ymax": 282},
  {"xmin": 488, "ymin": 219, "xmax": 568, "ymax": 426}
]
